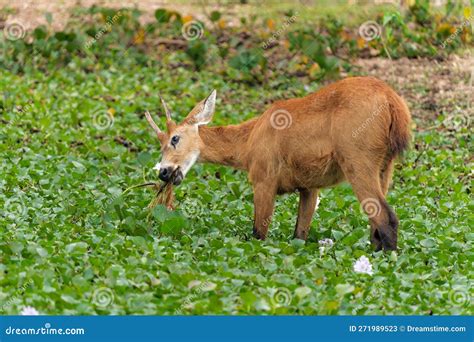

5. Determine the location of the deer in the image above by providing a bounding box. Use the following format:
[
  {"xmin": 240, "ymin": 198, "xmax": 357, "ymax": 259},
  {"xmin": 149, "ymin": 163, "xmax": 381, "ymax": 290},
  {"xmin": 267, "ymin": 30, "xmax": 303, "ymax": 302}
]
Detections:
[{"xmin": 145, "ymin": 76, "xmax": 411, "ymax": 251}]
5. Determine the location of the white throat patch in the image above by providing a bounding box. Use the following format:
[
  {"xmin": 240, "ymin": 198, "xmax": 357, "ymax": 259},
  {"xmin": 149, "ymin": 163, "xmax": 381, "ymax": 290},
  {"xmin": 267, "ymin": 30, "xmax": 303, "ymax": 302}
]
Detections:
[{"xmin": 182, "ymin": 151, "xmax": 200, "ymax": 176}]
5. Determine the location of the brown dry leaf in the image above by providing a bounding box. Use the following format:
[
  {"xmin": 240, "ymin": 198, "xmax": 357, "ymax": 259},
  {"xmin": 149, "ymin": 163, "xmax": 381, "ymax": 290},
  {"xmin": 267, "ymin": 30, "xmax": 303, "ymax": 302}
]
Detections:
[
  {"xmin": 133, "ymin": 28, "xmax": 145, "ymax": 45},
  {"xmin": 218, "ymin": 18, "xmax": 226, "ymax": 29},
  {"xmin": 339, "ymin": 31, "xmax": 351, "ymax": 41},
  {"xmin": 356, "ymin": 37, "xmax": 366, "ymax": 49},
  {"xmin": 182, "ymin": 15, "xmax": 193, "ymax": 23},
  {"xmin": 266, "ymin": 18, "xmax": 275, "ymax": 30},
  {"xmin": 437, "ymin": 23, "xmax": 455, "ymax": 34}
]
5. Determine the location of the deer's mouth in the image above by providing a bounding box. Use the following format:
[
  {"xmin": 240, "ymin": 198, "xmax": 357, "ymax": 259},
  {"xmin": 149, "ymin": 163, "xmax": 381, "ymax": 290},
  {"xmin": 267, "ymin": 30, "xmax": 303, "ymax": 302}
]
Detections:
[
  {"xmin": 164, "ymin": 166, "xmax": 183, "ymax": 186},
  {"xmin": 157, "ymin": 164, "xmax": 184, "ymax": 185},
  {"xmin": 172, "ymin": 168, "xmax": 183, "ymax": 185}
]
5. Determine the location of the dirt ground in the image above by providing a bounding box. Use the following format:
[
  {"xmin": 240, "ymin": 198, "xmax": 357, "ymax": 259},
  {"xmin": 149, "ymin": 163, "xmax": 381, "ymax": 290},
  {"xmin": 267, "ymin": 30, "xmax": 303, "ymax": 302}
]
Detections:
[
  {"xmin": 2, "ymin": 0, "xmax": 473, "ymax": 125},
  {"xmin": 355, "ymin": 54, "xmax": 474, "ymax": 123},
  {"xmin": 1, "ymin": 0, "xmax": 252, "ymax": 31}
]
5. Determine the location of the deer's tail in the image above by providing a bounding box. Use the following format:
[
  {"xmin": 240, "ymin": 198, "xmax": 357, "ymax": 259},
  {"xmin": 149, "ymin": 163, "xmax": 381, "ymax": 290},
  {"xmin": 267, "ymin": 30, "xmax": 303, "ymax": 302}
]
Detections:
[{"xmin": 387, "ymin": 93, "xmax": 411, "ymax": 158}]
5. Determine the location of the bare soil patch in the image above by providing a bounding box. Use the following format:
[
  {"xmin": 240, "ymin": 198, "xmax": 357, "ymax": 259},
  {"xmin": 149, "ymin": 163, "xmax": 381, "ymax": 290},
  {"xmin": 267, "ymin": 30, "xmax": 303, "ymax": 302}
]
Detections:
[{"xmin": 355, "ymin": 54, "xmax": 474, "ymax": 126}]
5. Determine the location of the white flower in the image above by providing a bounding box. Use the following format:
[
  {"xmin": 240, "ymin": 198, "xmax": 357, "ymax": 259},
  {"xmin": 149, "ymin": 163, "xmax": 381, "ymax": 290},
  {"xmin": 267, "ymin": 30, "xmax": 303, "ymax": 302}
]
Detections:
[
  {"xmin": 318, "ymin": 238, "xmax": 334, "ymax": 247},
  {"xmin": 353, "ymin": 255, "xmax": 374, "ymax": 275},
  {"xmin": 21, "ymin": 306, "xmax": 39, "ymax": 315},
  {"xmin": 153, "ymin": 162, "xmax": 161, "ymax": 171},
  {"xmin": 318, "ymin": 238, "xmax": 334, "ymax": 255}
]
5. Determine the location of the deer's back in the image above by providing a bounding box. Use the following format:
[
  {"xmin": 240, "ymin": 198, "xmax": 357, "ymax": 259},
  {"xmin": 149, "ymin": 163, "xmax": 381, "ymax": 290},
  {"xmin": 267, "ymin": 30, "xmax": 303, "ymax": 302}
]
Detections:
[{"xmin": 245, "ymin": 77, "xmax": 410, "ymax": 192}]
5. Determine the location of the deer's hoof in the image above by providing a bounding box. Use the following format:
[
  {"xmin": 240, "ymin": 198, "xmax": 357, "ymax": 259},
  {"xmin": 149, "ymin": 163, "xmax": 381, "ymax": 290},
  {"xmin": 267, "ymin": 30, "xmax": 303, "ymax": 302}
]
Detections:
[{"xmin": 252, "ymin": 227, "xmax": 267, "ymax": 240}]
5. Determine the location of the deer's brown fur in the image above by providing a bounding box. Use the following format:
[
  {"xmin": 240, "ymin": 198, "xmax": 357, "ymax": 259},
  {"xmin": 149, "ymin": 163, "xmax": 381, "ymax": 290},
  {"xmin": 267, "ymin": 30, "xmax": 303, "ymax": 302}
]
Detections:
[{"xmin": 146, "ymin": 76, "xmax": 411, "ymax": 251}]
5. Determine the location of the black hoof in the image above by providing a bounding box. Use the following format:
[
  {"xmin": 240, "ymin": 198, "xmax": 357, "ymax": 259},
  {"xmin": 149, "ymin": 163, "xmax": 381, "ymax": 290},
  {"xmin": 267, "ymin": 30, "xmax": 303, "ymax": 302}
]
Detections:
[{"xmin": 252, "ymin": 227, "xmax": 266, "ymax": 240}]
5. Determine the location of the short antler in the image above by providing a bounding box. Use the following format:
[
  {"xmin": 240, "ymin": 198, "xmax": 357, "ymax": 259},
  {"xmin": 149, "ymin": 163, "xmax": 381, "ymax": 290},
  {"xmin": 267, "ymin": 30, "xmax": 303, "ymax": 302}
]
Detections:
[
  {"xmin": 159, "ymin": 96, "xmax": 172, "ymax": 122},
  {"xmin": 145, "ymin": 110, "xmax": 164, "ymax": 140},
  {"xmin": 160, "ymin": 95, "xmax": 176, "ymax": 131}
]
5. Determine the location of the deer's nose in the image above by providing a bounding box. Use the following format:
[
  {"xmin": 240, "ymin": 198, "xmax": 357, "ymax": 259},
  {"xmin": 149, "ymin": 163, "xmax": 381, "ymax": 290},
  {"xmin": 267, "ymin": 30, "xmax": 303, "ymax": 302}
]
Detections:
[{"xmin": 159, "ymin": 167, "xmax": 173, "ymax": 182}]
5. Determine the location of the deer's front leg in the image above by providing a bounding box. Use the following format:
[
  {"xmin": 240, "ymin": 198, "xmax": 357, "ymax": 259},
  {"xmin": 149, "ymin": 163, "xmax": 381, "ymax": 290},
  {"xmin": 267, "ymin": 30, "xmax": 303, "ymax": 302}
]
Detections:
[
  {"xmin": 294, "ymin": 189, "xmax": 319, "ymax": 240},
  {"xmin": 252, "ymin": 182, "xmax": 276, "ymax": 240}
]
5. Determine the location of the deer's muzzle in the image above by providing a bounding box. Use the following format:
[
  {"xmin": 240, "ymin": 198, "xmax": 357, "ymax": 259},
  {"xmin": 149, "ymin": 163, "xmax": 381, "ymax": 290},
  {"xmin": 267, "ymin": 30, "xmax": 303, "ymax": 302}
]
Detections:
[
  {"xmin": 172, "ymin": 169, "xmax": 183, "ymax": 185},
  {"xmin": 159, "ymin": 166, "xmax": 183, "ymax": 185}
]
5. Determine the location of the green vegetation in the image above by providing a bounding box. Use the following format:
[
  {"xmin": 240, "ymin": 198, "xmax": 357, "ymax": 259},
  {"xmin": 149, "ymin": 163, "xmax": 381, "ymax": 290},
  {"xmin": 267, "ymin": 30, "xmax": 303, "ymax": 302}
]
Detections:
[
  {"xmin": 0, "ymin": 1, "xmax": 472, "ymax": 315},
  {"xmin": 1, "ymin": 1, "xmax": 472, "ymax": 79}
]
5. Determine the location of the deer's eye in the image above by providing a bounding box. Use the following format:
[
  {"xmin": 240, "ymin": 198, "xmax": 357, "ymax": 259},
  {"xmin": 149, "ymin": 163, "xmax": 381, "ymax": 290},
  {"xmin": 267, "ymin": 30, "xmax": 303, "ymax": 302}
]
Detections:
[{"xmin": 171, "ymin": 135, "xmax": 180, "ymax": 147}]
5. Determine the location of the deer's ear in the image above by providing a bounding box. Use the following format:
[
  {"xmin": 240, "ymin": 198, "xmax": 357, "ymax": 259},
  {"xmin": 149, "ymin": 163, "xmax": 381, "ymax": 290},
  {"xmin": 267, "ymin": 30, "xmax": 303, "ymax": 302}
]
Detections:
[{"xmin": 185, "ymin": 90, "xmax": 216, "ymax": 126}]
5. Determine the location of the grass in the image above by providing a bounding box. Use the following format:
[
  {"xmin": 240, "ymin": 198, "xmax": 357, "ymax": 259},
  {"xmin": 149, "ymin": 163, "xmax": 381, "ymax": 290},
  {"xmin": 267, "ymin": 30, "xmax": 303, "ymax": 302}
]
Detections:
[{"xmin": 0, "ymin": 2, "xmax": 472, "ymax": 315}]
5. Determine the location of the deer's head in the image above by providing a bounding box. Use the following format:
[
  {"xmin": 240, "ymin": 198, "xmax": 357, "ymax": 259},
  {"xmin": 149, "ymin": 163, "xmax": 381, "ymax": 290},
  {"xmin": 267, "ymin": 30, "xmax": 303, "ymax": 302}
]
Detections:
[{"xmin": 145, "ymin": 90, "xmax": 216, "ymax": 185}]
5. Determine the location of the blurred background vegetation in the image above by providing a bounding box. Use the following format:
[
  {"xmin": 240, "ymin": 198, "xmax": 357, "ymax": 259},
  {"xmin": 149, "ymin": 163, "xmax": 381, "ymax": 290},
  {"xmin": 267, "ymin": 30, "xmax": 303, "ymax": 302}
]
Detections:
[{"xmin": 1, "ymin": 0, "xmax": 472, "ymax": 81}]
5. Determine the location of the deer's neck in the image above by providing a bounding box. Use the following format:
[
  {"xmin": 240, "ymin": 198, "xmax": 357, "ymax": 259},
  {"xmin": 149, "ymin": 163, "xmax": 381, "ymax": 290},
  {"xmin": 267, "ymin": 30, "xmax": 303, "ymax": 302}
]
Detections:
[{"xmin": 198, "ymin": 119, "xmax": 256, "ymax": 170}]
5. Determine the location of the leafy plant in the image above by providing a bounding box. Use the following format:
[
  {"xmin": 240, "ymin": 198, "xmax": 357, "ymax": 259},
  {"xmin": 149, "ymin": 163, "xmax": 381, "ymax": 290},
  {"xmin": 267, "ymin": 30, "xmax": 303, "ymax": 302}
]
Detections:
[{"xmin": 0, "ymin": 2, "xmax": 471, "ymax": 316}]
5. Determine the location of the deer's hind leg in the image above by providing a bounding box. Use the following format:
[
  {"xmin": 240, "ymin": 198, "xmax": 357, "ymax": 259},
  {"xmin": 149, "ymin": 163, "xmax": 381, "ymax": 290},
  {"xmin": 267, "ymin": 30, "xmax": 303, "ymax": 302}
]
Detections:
[
  {"xmin": 380, "ymin": 159, "xmax": 395, "ymax": 195},
  {"xmin": 252, "ymin": 181, "xmax": 277, "ymax": 240},
  {"xmin": 339, "ymin": 159, "xmax": 399, "ymax": 251},
  {"xmin": 294, "ymin": 189, "xmax": 319, "ymax": 240}
]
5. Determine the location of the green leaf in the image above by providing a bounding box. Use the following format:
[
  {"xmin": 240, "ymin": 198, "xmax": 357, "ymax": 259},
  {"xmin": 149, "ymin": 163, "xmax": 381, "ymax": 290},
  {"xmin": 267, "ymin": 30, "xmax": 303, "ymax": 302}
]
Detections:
[
  {"xmin": 210, "ymin": 11, "xmax": 221, "ymax": 22},
  {"xmin": 155, "ymin": 9, "xmax": 170, "ymax": 23},
  {"xmin": 9, "ymin": 241, "xmax": 24, "ymax": 254},
  {"xmin": 240, "ymin": 291, "xmax": 257, "ymax": 307},
  {"xmin": 254, "ymin": 299, "xmax": 271, "ymax": 311},
  {"xmin": 420, "ymin": 238, "xmax": 436, "ymax": 248},
  {"xmin": 295, "ymin": 286, "xmax": 312, "ymax": 299},
  {"xmin": 45, "ymin": 12, "xmax": 53, "ymax": 25},
  {"xmin": 65, "ymin": 242, "xmax": 88, "ymax": 254},
  {"xmin": 335, "ymin": 284, "xmax": 355, "ymax": 296}
]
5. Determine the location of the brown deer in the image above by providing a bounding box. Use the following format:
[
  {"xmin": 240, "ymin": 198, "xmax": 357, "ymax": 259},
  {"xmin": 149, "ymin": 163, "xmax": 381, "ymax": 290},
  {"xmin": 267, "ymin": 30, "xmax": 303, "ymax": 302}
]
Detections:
[{"xmin": 145, "ymin": 77, "xmax": 411, "ymax": 251}]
